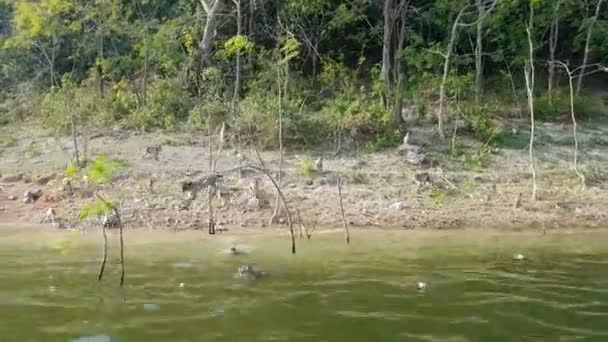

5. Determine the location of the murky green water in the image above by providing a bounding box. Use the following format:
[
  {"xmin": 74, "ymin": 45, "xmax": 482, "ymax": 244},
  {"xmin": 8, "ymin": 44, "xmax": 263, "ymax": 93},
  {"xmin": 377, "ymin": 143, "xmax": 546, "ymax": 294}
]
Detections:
[{"xmin": 1, "ymin": 227, "xmax": 608, "ymax": 342}]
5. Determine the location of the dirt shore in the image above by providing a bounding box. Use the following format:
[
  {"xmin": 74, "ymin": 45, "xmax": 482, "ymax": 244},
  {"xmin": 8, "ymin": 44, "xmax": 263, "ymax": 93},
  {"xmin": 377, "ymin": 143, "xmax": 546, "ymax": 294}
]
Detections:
[{"xmin": 1, "ymin": 119, "xmax": 607, "ymax": 233}]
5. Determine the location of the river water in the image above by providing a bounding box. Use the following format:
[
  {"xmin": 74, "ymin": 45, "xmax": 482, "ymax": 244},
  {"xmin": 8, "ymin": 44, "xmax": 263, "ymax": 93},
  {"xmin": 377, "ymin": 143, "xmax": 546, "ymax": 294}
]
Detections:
[{"xmin": 1, "ymin": 227, "xmax": 607, "ymax": 341}]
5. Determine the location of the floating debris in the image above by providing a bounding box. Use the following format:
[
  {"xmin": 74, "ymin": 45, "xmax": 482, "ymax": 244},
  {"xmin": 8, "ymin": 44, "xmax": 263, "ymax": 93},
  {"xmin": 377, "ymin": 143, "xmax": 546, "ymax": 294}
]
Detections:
[
  {"xmin": 143, "ymin": 303, "xmax": 160, "ymax": 311},
  {"xmin": 179, "ymin": 283, "xmax": 185, "ymax": 288},
  {"xmin": 513, "ymin": 253, "xmax": 526, "ymax": 261},
  {"xmin": 417, "ymin": 282, "xmax": 427, "ymax": 290}
]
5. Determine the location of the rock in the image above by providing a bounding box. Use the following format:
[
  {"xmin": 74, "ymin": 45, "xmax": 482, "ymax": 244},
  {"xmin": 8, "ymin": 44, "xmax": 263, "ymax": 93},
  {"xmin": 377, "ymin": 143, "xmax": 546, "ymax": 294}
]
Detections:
[
  {"xmin": 304, "ymin": 179, "xmax": 314, "ymax": 186},
  {"xmin": 36, "ymin": 173, "xmax": 56, "ymax": 185},
  {"xmin": 390, "ymin": 201, "xmax": 407, "ymax": 210},
  {"xmin": 8, "ymin": 195, "xmax": 17, "ymax": 201},
  {"xmin": 417, "ymin": 281, "xmax": 427, "ymax": 290},
  {"xmin": 2, "ymin": 173, "xmax": 24, "ymax": 182},
  {"xmin": 513, "ymin": 253, "xmax": 525, "ymax": 261},
  {"xmin": 414, "ymin": 172, "xmax": 432, "ymax": 186},
  {"xmin": 23, "ymin": 188, "xmax": 43, "ymax": 204},
  {"xmin": 406, "ymin": 151, "xmax": 426, "ymax": 165}
]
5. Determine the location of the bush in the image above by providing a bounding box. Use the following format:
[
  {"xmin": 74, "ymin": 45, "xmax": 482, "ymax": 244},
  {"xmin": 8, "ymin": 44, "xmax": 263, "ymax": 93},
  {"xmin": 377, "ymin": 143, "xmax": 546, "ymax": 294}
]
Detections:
[
  {"xmin": 297, "ymin": 156, "xmax": 316, "ymax": 178},
  {"xmin": 126, "ymin": 78, "xmax": 192, "ymax": 131},
  {"xmin": 535, "ymin": 90, "xmax": 595, "ymax": 121},
  {"xmin": 459, "ymin": 104, "xmax": 503, "ymax": 144},
  {"xmin": 188, "ymin": 100, "xmax": 230, "ymax": 130}
]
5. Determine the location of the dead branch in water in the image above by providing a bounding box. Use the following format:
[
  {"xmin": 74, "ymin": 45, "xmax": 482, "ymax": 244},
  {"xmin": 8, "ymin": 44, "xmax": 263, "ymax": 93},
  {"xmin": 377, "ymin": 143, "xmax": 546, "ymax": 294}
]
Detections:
[
  {"xmin": 95, "ymin": 193, "xmax": 125, "ymax": 287},
  {"xmin": 241, "ymin": 165, "xmax": 296, "ymax": 254},
  {"xmin": 337, "ymin": 174, "xmax": 350, "ymax": 245},
  {"xmin": 97, "ymin": 219, "xmax": 108, "ymax": 282}
]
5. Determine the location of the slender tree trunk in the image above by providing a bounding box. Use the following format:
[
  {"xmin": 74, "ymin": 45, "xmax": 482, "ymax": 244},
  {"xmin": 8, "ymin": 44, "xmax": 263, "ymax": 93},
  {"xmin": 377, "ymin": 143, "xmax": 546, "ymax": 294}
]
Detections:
[
  {"xmin": 70, "ymin": 115, "xmax": 80, "ymax": 168},
  {"xmin": 271, "ymin": 64, "xmax": 284, "ymax": 224},
  {"xmin": 337, "ymin": 175, "xmax": 350, "ymax": 245},
  {"xmin": 567, "ymin": 70, "xmax": 585, "ymax": 188},
  {"xmin": 98, "ymin": 13, "xmax": 105, "ymax": 98},
  {"xmin": 248, "ymin": 0, "xmax": 255, "ymax": 71},
  {"xmin": 382, "ymin": 0, "xmax": 394, "ymax": 105},
  {"xmin": 548, "ymin": 4, "xmax": 560, "ymax": 101},
  {"xmin": 392, "ymin": 0, "xmax": 409, "ymax": 124},
  {"xmin": 524, "ymin": 10, "xmax": 537, "ymax": 201},
  {"xmin": 232, "ymin": 0, "xmax": 242, "ymax": 111},
  {"xmin": 199, "ymin": 0, "xmax": 223, "ymax": 67},
  {"xmin": 438, "ymin": 10, "xmax": 464, "ymax": 139},
  {"xmin": 475, "ymin": 0, "xmax": 485, "ymax": 105},
  {"xmin": 576, "ymin": 0, "xmax": 604, "ymax": 95}
]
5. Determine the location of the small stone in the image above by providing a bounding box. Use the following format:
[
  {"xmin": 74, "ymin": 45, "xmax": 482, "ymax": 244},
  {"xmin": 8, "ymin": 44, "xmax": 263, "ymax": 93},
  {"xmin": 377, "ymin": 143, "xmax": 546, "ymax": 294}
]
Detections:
[
  {"xmin": 417, "ymin": 282, "xmax": 427, "ymax": 290},
  {"xmin": 406, "ymin": 151, "xmax": 426, "ymax": 166},
  {"xmin": 23, "ymin": 188, "xmax": 43, "ymax": 204},
  {"xmin": 304, "ymin": 179, "xmax": 314, "ymax": 186},
  {"xmin": 179, "ymin": 283, "xmax": 185, "ymax": 288},
  {"xmin": 390, "ymin": 202, "xmax": 407, "ymax": 210},
  {"xmin": 513, "ymin": 254, "xmax": 525, "ymax": 261},
  {"xmin": 8, "ymin": 195, "xmax": 17, "ymax": 201}
]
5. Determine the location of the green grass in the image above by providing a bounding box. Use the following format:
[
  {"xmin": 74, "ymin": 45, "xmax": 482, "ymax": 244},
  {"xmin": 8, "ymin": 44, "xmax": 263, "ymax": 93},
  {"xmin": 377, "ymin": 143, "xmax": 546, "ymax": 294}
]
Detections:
[{"xmin": 297, "ymin": 156, "xmax": 316, "ymax": 178}]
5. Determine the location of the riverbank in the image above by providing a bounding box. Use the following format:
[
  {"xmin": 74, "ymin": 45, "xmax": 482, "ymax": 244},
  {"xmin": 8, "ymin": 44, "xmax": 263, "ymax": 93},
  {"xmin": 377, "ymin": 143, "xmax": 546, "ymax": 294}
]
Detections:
[{"xmin": 1, "ymin": 118, "xmax": 608, "ymax": 233}]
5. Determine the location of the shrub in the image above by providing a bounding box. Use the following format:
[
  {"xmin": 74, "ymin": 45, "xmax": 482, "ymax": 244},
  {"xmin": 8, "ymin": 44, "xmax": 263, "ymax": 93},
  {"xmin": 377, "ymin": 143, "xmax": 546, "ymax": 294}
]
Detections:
[
  {"xmin": 535, "ymin": 90, "xmax": 595, "ymax": 121},
  {"xmin": 297, "ymin": 156, "xmax": 316, "ymax": 178},
  {"xmin": 459, "ymin": 104, "xmax": 503, "ymax": 144},
  {"xmin": 126, "ymin": 78, "xmax": 192, "ymax": 131},
  {"xmin": 188, "ymin": 100, "xmax": 230, "ymax": 130}
]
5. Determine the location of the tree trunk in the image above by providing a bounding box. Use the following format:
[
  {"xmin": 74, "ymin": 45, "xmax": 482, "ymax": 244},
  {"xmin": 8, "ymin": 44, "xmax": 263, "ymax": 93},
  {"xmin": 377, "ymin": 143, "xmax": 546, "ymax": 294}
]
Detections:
[
  {"xmin": 382, "ymin": 0, "xmax": 394, "ymax": 103},
  {"xmin": 576, "ymin": 0, "xmax": 604, "ymax": 95},
  {"xmin": 438, "ymin": 10, "xmax": 464, "ymax": 139},
  {"xmin": 524, "ymin": 9, "xmax": 537, "ymax": 201},
  {"xmin": 232, "ymin": 0, "xmax": 242, "ymax": 111},
  {"xmin": 199, "ymin": 0, "xmax": 223, "ymax": 67},
  {"xmin": 548, "ymin": 3, "xmax": 560, "ymax": 101},
  {"xmin": 474, "ymin": 0, "xmax": 485, "ymax": 105},
  {"xmin": 392, "ymin": 0, "xmax": 409, "ymax": 124}
]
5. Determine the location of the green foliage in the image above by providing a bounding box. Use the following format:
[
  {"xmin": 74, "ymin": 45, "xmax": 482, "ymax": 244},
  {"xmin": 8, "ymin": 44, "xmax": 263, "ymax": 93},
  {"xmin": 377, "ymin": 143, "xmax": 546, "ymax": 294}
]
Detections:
[
  {"xmin": 535, "ymin": 90, "xmax": 596, "ymax": 121},
  {"xmin": 460, "ymin": 104, "xmax": 503, "ymax": 144},
  {"xmin": 126, "ymin": 78, "xmax": 192, "ymax": 131},
  {"xmin": 297, "ymin": 156, "xmax": 316, "ymax": 178},
  {"xmin": 64, "ymin": 161, "xmax": 79, "ymax": 178},
  {"xmin": 86, "ymin": 155, "xmax": 124, "ymax": 184},
  {"xmin": 79, "ymin": 199, "xmax": 115, "ymax": 221},
  {"xmin": 362, "ymin": 130, "xmax": 402, "ymax": 153},
  {"xmin": 222, "ymin": 35, "xmax": 253, "ymax": 58},
  {"xmin": 188, "ymin": 100, "xmax": 230, "ymax": 130}
]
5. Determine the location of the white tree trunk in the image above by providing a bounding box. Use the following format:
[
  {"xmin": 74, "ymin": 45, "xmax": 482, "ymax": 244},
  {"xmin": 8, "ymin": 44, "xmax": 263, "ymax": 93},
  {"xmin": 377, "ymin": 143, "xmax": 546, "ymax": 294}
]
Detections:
[
  {"xmin": 524, "ymin": 10, "xmax": 537, "ymax": 201},
  {"xmin": 576, "ymin": 0, "xmax": 604, "ymax": 95},
  {"xmin": 199, "ymin": 0, "xmax": 223, "ymax": 66}
]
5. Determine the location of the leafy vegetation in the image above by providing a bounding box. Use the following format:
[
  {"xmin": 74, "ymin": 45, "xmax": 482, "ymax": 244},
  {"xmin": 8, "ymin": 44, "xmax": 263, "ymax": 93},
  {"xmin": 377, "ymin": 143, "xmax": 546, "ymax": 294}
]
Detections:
[{"xmin": 1, "ymin": 0, "xmax": 607, "ymax": 157}]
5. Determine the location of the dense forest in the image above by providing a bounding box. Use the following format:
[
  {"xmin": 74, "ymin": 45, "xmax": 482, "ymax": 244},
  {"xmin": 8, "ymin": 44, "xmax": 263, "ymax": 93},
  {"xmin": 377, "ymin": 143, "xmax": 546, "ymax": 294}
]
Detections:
[{"xmin": 1, "ymin": 0, "xmax": 607, "ymax": 150}]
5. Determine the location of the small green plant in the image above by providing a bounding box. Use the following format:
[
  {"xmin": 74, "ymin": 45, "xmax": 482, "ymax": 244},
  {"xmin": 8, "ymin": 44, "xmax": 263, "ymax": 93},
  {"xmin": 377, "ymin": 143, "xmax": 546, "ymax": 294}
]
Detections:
[
  {"xmin": 79, "ymin": 199, "xmax": 116, "ymax": 221},
  {"xmin": 64, "ymin": 162, "xmax": 80, "ymax": 179},
  {"xmin": 297, "ymin": 156, "xmax": 316, "ymax": 178},
  {"xmin": 461, "ymin": 145, "xmax": 495, "ymax": 169},
  {"xmin": 87, "ymin": 155, "xmax": 125, "ymax": 184},
  {"xmin": 429, "ymin": 188, "xmax": 447, "ymax": 208}
]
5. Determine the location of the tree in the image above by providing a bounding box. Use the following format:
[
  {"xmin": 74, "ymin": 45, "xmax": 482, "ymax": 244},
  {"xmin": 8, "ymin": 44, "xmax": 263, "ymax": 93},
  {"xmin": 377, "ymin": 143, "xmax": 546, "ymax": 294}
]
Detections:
[
  {"xmin": 9, "ymin": 0, "xmax": 77, "ymax": 87},
  {"xmin": 198, "ymin": 0, "xmax": 223, "ymax": 67},
  {"xmin": 576, "ymin": 0, "xmax": 604, "ymax": 95}
]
